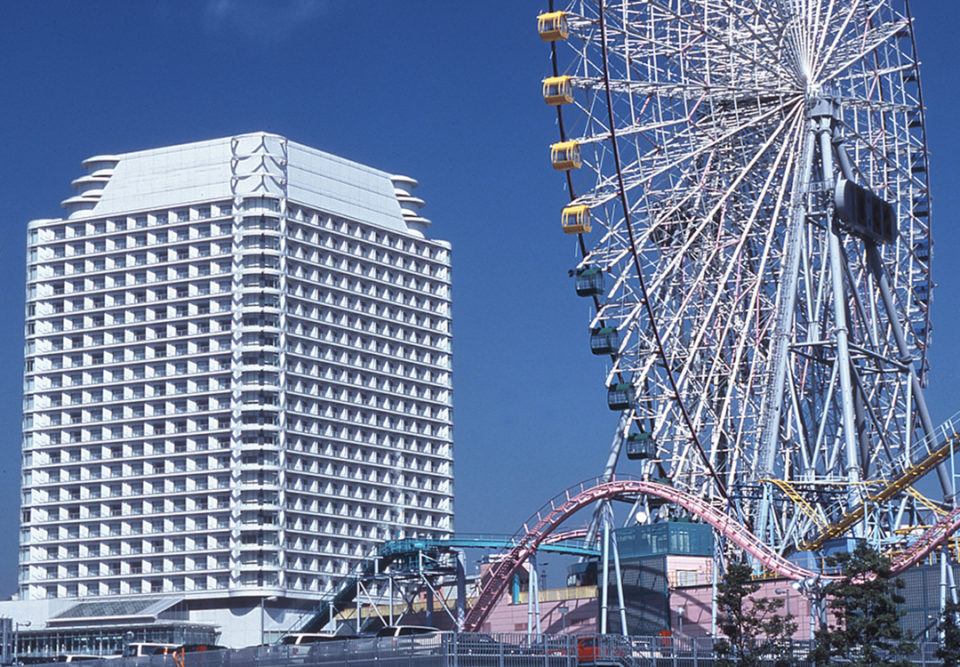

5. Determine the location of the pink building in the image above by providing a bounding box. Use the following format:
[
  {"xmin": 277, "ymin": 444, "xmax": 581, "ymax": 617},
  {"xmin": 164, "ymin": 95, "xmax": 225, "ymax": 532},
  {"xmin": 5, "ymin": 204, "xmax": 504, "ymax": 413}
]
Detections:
[{"xmin": 671, "ymin": 578, "xmax": 814, "ymax": 640}]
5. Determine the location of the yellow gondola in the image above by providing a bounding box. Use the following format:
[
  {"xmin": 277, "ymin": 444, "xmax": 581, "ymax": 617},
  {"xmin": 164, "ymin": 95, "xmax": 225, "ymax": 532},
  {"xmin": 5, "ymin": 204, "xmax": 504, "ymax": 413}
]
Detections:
[
  {"xmin": 561, "ymin": 204, "xmax": 591, "ymax": 234},
  {"xmin": 542, "ymin": 76, "xmax": 573, "ymax": 106},
  {"xmin": 550, "ymin": 141, "xmax": 581, "ymax": 170},
  {"xmin": 537, "ymin": 11, "xmax": 569, "ymax": 41}
]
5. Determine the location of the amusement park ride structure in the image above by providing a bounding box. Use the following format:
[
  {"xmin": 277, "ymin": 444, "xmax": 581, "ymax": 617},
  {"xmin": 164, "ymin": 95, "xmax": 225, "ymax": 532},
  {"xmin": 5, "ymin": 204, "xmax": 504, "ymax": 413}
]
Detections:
[
  {"xmin": 293, "ymin": 0, "xmax": 960, "ymax": 637},
  {"xmin": 528, "ymin": 0, "xmax": 960, "ymax": 634},
  {"xmin": 540, "ymin": 0, "xmax": 946, "ymax": 555}
]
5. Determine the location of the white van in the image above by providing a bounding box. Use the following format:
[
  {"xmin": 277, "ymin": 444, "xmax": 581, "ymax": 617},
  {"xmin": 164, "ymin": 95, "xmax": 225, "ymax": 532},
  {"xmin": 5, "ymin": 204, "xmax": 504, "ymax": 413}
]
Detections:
[
  {"xmin": 375, "ymin": 626, "xmax": 438, "ymax": 638},
  {"xmin": 123, "ymin": 643, "xmax": 180, "ymax": 657},
  {"xmin": 279, "ymin": 633, "xmax": 343, "ymax": 646}
]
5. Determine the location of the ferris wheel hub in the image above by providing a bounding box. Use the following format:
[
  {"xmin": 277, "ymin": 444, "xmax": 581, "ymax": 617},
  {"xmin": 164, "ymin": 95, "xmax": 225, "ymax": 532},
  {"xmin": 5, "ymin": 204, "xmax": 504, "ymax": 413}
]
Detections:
[{"xmin": 807, "ymin": 97, "xmax": 836, "ymax": 119}]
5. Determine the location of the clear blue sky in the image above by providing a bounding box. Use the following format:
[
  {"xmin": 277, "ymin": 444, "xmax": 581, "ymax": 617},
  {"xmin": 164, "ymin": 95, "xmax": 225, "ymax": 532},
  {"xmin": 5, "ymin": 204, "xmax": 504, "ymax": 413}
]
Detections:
[{"xmin": 0, "ymin": 1, "xmax": 958, "ymax": 596}]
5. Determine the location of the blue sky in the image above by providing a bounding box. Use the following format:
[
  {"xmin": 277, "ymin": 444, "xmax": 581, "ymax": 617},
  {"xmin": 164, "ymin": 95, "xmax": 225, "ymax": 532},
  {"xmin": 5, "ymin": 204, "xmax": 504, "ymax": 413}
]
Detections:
[{"xmin": 0, "ymin": 1, "xmax": 958, "ymax": 596}]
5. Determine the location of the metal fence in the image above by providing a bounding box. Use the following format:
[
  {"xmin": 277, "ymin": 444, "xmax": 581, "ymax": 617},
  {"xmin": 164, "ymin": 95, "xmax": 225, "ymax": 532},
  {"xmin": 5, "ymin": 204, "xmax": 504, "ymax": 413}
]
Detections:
[
  {"xmin": 578, "ymin": 635, "xmax": 809, "ymax": 666},
  {"xmin": 18, "ymin": 633, "xmax": 949, "ymax": 667},
  {"xmin": 22, "ymin": 634, "xmax": 576, "ymax": 667},
  {"xmin": 578, "ymin": 634, "xmax": 946, "ymax": 667}
]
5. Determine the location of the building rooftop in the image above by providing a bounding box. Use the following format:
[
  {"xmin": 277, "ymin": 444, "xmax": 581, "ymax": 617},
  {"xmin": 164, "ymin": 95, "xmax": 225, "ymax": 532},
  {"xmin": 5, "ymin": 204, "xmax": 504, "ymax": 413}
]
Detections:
[{"xmin": 50, "ymin": 132, "xmax": 431, "ymax": 236}]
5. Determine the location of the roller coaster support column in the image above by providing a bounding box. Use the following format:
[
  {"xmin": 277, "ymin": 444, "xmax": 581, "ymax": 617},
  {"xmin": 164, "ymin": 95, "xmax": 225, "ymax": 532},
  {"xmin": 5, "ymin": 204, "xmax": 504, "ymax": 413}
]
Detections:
[
  {"xmin": 388, "ymin": 576, "xmax": 394, "ymax": 626},
  {"xmin": 948, "ymin": 561, "xmax": 960, "ymax": 647},
  {"xmin": 355, "ymin": 581, "xmax": 361, "ymax": 632},
  {"xmin": 941, "ymin": 548, "xmax": 948, "ymax": 642},
  {"xmin": 456, "ymin": 551, "xmax": 466, "ymax": 632},
  {"xmin": 527, "ymin": 551, "xmax": 541, "ymax": 635},
  {"xmin": 711, "ymin": 533, "xmax": 724, "ymax": 637},
  {"xmin": 806, "ymin": 579, "xmax": 825, "ymax": 643},
  {"xmin": 953, "ymin": 436, "xmax": 958, "ymax": 510},
  {"xmin": 817, "ymin": 103, "xmax": 864, "ymax": 518},
  {"xmin": 600, "ymin": 514, "xmax": 611, "ymax": 634},
  {"xmin": 598, "ymin": 503, "xmax": 628, "ymax": 635},
  {"xmin": 608, "ymin": 508, "xmax": 628, "ymax": 635},
  {"xmin": 947, "ymin": 554, "xmax": 960, "ymax": 606}
]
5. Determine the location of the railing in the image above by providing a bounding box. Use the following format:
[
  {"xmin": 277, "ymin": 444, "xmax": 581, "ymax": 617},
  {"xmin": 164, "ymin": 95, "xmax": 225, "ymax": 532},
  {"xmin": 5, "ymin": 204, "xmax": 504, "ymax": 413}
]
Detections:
[
  {"xmin": 807, "ymin": 408, "xmax": 960, "ymax": 550},
  {"xmin": 579, "ymin": 635, "xmax": 945, "ymax": 667},
  {"xmin": 912, "ymin": 408, "xmax": 960, "ymax": 469},
  {"xmin": 23, "ymin": 634, "xmax": 577, "ymax": 667},
  {"xmin": 20, "ymin": 634, "xmax": 951, "ymax": 667}
]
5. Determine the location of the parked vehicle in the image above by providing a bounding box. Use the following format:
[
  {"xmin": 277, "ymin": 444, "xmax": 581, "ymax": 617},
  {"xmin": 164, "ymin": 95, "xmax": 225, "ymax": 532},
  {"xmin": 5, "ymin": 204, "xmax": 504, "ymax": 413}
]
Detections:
[
  {"xmin": 177, "ymin": 645, "xmax": 226, "ymax": 654},
  {"xmin": 123, "ymin": 643, "xmax": 180, "ymax": 657},
  {"xmin": 279, "ymin": 634, "xmax": 344, "ymax": 646},
  {"xmin": 576, "ymin": 636, "xmax": 628, "ymax": 665},
  {"xmin": 374, "ymin": 626, "xmax": 438, "ymax": 638},
  {"xmin": 279, "ymin": 633, "xmax": 357, "ymax": 664}
]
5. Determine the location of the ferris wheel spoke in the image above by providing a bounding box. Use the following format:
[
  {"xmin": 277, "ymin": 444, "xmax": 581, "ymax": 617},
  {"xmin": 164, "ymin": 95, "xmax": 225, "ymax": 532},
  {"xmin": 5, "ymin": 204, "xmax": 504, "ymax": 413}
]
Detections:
[
  {"xmin": 717, "ymin": 0, "xmax": 794, "ymax": 66},
  {"xmin": 740, "ymin": 0, "xmax": 792, "ymax": 48},
  {"xmin": 572, "ymin": 113, "xmax": 691, "ymax": 149},
  {"xmin": 571, "ymin": 95, "xmax": 803, "ymax": 223},
  {"xmin": 836, "ymin": 118, "xmax": 919, "ymax": 190},
  {"xmin": 598, "ymin": 112, "xmax": 803, "ymax": 388},
  {"xmin": 640, "ymin": 0, "xmax": 798, "ymax": 85},
  {"xmin": 612, "ymin": 117, "xmax": 802, "ymax": 473},
  {"xmin": 692, "ymin": 118, "xmax": 805, "ymax": 446},
  {"xmin": 627, "ymin": 105, "xmax": 805, "ymax": 299},
  {"xmin": 808, "ymin": 0, "xmax": 858, "ymax": 76},
  {"xmin": 570, "ymin": 77, "xmax": 795, "ymax": 110},
  {"xmin": 816, "ymin": 17, "xmax": 910, "ymax": 84}
]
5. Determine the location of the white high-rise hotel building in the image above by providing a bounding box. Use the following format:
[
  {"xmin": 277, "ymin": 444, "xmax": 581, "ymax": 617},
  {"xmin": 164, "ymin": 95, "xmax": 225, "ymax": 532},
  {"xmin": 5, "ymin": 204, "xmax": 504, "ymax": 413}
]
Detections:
[{"xmin": 20, "ymin": 133, "xmax": 453, "ymax": 610}]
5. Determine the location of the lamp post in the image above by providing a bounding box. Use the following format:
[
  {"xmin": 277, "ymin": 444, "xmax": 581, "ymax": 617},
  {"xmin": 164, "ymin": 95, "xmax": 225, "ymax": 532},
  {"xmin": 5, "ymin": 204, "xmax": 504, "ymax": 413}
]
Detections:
[
  {"xmin": 14, "ymin": 620, "xmax": 31, "ymax": 663},
  {"xmin": 676, "ymin": 608, "xmax": 685, "ymax": 636},
  {"xmin": 260, "ymin": 596, "xmax": 278, "ymax": 646},
  {"xmin": 557, "ymin": 606, "xmax": 569, "ymax": 633},
  {"xmin": 777, "ymin": 580, "xmax": 805, "ymax": 639},
  {"xmin": 775, "ymin": 588, "xmax": 791, "ymax": 617}
]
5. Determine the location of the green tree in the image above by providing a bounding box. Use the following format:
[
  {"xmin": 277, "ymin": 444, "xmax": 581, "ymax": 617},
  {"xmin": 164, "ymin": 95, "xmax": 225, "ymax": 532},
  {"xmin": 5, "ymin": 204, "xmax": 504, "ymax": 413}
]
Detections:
[
  {"xmin": 936, "ymin": 598, "xmax": 960, "ymax": 667},
  {"xmin": 809, "ymin": 542, "xmax": 916, "ymax": 667},
  {"xmin": 715, "ymin": 558, "xmax": 797, "ymax": 667}
]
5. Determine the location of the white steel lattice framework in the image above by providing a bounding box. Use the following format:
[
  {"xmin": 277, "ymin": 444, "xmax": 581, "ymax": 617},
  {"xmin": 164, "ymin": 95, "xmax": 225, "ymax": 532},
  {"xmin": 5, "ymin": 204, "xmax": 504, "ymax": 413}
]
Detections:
[{"xmin": 543, "ymin": 0, "xmax": 944, "ymax": 553}]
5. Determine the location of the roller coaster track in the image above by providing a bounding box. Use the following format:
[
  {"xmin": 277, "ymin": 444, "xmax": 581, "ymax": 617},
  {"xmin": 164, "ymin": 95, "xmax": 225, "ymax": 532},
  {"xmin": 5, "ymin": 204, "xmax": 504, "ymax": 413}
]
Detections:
[
  {"xmin": 289, "ymin": 532, "xmax": 599, "ymax": 635},
  {"xmin": 381, "ymin": 533, "xmax": 600, "ymax": 557},
  {"xmin": 805, "ymin": 410, "xmax": 960, "ymax": 550},
  {"xmin": 462, "ymin": 475, "xmax": 960, "ymax": 632},
  {"xmin": 761, "ymin": 478, "xmax": 946, "ymax": 540}
]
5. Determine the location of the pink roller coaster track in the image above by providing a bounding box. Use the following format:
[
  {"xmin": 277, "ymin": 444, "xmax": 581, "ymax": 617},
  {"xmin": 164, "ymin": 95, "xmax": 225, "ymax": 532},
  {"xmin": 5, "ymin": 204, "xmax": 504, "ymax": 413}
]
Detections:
[{"xmin": 463, "ymin": 475, "xmax": 960, "ymax": 632}]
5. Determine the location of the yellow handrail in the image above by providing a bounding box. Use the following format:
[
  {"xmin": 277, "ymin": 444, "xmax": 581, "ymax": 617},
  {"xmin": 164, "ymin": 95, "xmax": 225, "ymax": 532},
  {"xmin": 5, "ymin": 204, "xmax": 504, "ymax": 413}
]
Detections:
[
  {"xmin": 759, "ymin": 478, "xmax": 829, "ymax": 531},
  {"xmin": 806, "ymin": 431, "xmax": 960, "ymax": 550},
  {"xmin": 904, "ymin": 485, "xmax": 948, "ymax": 516}
]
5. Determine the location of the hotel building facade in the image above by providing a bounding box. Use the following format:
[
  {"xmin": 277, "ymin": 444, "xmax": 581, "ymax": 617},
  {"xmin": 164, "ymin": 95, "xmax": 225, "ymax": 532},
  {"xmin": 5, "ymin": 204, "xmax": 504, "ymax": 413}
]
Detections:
[{"xmin": 17, "ymin": 133, "xmax": 452, "ymax": 640}]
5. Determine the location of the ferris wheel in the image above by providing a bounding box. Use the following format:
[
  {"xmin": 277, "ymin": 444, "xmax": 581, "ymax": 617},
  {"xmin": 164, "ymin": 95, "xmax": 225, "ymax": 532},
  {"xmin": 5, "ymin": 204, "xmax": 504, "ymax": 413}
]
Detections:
[{"xmin": 540, "ymin": 0, "xmax": 943, "ymax": 553}]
